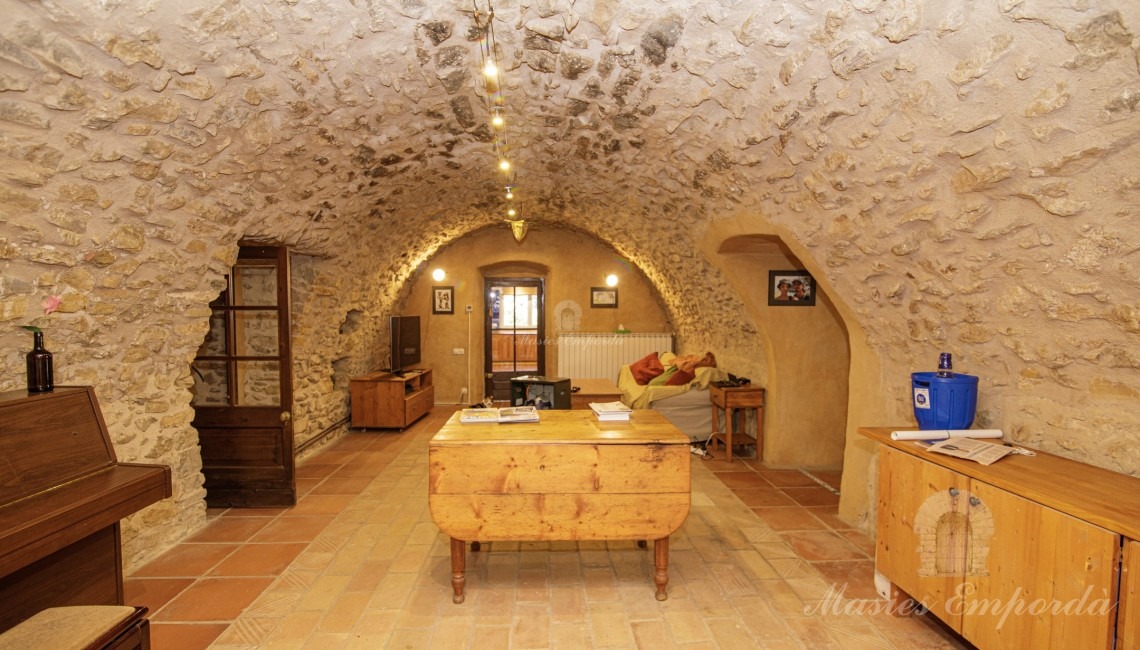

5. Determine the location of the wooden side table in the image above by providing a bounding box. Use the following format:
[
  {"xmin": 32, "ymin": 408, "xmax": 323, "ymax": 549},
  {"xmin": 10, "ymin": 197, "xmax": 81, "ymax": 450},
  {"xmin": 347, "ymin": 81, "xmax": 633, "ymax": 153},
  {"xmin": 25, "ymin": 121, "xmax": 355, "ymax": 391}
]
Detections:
[
  {"xmin": 707, "ymin": 384, "xmax": 766, "ymax": 462},
  {"xmin": 570, "ymin": 378, "xmax": 623, "ymax": 410}
]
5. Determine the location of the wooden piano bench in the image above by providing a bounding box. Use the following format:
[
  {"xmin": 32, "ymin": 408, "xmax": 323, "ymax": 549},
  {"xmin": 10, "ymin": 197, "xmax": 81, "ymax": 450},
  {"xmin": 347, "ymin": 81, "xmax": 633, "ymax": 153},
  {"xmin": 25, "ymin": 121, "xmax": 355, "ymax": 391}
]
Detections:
[{"xmin": 0, "ymin": 606, "xmax": 150, "ymax": 650}]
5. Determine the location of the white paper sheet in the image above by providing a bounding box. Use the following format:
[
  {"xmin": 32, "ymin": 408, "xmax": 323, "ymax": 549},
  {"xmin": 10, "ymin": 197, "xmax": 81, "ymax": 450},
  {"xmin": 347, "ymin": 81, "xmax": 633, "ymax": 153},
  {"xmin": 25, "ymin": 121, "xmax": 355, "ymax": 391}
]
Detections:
[{"xmin": 890, "ymin": 429, "xmax": 1003, "ymax": 441}]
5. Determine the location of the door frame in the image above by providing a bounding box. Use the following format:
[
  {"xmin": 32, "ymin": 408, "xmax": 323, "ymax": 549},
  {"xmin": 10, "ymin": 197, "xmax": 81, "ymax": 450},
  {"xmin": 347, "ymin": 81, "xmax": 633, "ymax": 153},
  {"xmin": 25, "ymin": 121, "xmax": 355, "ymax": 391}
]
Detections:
[
  {"xmin": 483, "ymin": 276, "xmax": 545, "ymax": 400},
  {"xmin": 192, "ymin": 244, "xmax": 296, "ymax": 507}
]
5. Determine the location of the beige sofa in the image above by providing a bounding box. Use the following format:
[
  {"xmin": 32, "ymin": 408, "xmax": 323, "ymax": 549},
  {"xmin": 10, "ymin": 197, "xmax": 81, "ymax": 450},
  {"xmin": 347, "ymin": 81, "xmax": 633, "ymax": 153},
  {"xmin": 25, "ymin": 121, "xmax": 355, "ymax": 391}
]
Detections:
[{"xmin": 617, "ymin": 351, "xmax": 728, "ymax": 440}]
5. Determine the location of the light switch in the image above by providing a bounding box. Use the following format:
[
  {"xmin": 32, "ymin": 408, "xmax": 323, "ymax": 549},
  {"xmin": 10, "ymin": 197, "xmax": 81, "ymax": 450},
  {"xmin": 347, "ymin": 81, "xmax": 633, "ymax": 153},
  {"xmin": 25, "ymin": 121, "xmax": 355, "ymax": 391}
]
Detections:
[{"xmin": 452, "ymin": 348, "xmax": 465, "ymax": 355}]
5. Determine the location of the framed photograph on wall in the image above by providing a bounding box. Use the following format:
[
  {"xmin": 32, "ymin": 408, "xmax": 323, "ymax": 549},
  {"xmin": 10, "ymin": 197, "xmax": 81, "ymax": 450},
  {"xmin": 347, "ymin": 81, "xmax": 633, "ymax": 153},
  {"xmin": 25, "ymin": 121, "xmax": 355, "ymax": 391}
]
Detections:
[
  {"xmin": 590, "ymin": 287, "xmax": 618, "ymax": 308},
  {"xmin": 432, "ymin": 286, "xmax": 454, "ymax": 314},
  {"xmin": 768, "ymin": 271, "xmax": 815, "ymax": 306}
]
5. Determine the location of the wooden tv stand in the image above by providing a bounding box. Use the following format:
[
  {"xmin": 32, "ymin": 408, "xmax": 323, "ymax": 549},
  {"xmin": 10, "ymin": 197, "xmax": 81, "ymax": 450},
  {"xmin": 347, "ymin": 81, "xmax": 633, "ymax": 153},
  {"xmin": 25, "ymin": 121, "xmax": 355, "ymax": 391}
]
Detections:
[{"xmin": 350, "ymin": 368, "xmax": 433, "ymax": 429}]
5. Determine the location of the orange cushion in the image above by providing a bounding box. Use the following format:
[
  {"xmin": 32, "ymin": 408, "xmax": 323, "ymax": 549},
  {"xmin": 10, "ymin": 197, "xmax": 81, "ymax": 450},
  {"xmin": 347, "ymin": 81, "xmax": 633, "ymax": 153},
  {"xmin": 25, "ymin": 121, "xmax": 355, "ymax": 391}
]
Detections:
[
  {"xmin": 675, "ymin": 352, "xmax": 717, "ymax": 373},
  {"xmin": 629, "ymin": 352, "xmax": 664, "ymax": 385}
]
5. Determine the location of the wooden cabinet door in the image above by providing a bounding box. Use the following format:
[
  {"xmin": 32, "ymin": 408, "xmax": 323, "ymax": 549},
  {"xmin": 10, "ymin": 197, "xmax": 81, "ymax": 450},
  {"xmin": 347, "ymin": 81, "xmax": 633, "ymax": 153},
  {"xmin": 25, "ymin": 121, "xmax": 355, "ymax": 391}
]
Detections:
[
  {"xmin": 1122, "ymin": 540, "xmax": 1140, "ymax": 650},
  {"xmin": 962, "ymin": 480, "xmax": 1118, "ymax": 650},
  {"xmin": 876, "ymin": 447, "xmax": 969, "ymax": 629},
  {"xmin": 193, "ymin": 245, "xmax": 296, "ymax": 507}
]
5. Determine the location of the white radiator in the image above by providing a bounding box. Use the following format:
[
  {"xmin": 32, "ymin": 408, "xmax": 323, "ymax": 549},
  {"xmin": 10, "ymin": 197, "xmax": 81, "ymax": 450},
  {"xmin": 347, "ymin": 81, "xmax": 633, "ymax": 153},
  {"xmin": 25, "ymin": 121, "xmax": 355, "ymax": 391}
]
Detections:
[{"xmin": 556, "ymin": 333, "xmax": 674, "ymax": 380}]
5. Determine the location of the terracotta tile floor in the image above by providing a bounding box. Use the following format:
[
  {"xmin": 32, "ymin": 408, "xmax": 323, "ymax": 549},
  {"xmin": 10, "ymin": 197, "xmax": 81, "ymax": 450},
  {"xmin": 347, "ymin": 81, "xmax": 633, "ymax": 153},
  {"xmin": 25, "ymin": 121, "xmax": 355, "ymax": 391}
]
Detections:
[{"xmin": 125, "ymin": 408, "xmax": 968, "ymax": 649}]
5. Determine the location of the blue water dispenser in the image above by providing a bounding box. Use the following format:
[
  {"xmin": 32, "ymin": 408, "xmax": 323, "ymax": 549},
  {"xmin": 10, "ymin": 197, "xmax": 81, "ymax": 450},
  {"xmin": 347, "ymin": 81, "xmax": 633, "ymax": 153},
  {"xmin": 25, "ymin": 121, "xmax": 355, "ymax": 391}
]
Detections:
[{"xmin": 912, "ymin": 353, "xmax": 978, "ymax": 430}]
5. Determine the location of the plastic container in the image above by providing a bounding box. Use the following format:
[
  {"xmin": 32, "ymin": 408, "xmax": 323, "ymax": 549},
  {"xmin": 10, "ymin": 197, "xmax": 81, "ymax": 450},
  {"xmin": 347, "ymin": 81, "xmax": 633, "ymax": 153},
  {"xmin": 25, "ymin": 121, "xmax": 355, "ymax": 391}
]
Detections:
[{"xmin": 911, "ymin": 372, "xmax": 978, "ymax": 430}]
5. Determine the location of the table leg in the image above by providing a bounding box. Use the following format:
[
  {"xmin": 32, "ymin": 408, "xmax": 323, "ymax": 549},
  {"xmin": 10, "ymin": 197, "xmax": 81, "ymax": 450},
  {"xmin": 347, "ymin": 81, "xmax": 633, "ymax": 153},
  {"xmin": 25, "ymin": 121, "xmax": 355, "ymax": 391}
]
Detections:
[
  {"xmin": 710, "ymin": 402, "xmax": 720, "ymax": 446},
  {"xmin": 755, "ymin": 404, "xmax": 764, "ymax": 462},
  {"xmin": 449, "ymin": 537, "xmax": 466, "ymax": 604},
  {"xmin": 724, "ymin": 407, "xmax": 734, "ymax": 462},
  {"xmin": 653, "ymin": 536, "xmax": 670, "ymax": 601}
]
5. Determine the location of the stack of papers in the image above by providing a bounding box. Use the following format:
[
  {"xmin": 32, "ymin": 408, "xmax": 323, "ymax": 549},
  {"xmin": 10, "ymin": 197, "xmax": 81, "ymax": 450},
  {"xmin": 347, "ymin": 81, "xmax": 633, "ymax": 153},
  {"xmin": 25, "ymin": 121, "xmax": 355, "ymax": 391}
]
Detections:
[
  {"xmin": 589, "ymin": 401, "xmax": 632, "ymax": 421},
  {"xmin": 459, "ymin": 406, "xmax": 539, "ymax": 423}
]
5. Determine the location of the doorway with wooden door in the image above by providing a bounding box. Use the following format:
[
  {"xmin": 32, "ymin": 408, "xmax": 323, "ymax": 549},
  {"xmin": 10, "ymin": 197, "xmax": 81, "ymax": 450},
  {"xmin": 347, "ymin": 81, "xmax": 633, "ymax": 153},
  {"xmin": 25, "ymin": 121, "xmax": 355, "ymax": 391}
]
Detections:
[
  {"xmin": 484, "ymin": 278, "xmax": 545, "ymax": 401},
  {"xmin": 191, "ymin": 245, "xmax": 296, "ymax": 507}
]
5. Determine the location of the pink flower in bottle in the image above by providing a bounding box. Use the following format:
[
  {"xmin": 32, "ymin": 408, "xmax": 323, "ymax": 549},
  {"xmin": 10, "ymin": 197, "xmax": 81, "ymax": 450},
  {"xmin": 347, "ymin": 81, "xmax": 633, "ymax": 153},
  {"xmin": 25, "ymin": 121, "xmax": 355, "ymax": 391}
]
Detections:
[{"xmin": 41, "ymin": 295, "xmax": 62, "ymax": 315}]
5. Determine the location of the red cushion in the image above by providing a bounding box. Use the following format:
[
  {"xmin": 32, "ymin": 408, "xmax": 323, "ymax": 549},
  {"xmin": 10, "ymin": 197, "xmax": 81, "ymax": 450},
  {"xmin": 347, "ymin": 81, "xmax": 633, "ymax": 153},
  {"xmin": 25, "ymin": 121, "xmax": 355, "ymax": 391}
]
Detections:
[
  {"xmin": 629, "ymin": 352, "xmax": 664, "ymax": 385},
  {"xmin": 664, "ymin": 369, "xmax": 695, "ymax": 386}
]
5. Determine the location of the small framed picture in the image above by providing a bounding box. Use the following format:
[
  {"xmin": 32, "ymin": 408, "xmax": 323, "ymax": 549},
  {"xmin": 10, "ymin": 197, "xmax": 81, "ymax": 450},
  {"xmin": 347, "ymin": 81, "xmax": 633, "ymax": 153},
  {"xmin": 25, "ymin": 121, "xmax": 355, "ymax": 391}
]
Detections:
[
  {"xmin": 432, "ymin": 286, "xmax": 454, "ymax": 314},
  {"xmin": 768, "ymin": 271, "xmax": 815, "ymax": 306},
  {"xmin": 590, "ymin": 287, "xmax": 618, "ymax": 308}
]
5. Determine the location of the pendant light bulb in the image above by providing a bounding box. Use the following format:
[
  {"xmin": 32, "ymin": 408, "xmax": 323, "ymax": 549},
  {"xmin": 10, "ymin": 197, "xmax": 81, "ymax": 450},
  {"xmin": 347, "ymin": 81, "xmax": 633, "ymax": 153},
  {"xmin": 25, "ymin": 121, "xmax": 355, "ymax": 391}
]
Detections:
[
  {"xmin": 483, "ymin": 60, "xmax": 498, "ymax": 78},
  {"xmin": 491, "ymin": 113, "xmax": 505, "ymax": 128},
  {"xmin": 498, "ymin": 159, "xmax": 511, "ymax": 172},
  {"xmin": 508, "ymin": 208, "xmax": 517, "ymax": 217}
]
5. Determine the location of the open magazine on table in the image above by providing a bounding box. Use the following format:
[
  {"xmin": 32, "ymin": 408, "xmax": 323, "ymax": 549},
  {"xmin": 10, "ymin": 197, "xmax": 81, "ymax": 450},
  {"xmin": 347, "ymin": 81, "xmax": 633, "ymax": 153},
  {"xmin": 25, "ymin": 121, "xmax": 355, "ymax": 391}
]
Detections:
[
  {"xmin": 459, "ymin": 406, "xmax": 539, "ymax": 423},
  {"xmin": 923, "ymin": 437, "xmax": 1016, "ymax": 466}
]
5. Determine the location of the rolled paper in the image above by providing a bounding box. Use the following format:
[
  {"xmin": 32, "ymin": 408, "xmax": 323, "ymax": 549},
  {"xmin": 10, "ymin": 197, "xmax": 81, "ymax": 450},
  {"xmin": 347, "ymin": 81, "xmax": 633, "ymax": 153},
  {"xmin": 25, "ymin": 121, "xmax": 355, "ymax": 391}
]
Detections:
[{"xmin": 890, "ymin": 429, "xmax": 1003, "ymax": 441}]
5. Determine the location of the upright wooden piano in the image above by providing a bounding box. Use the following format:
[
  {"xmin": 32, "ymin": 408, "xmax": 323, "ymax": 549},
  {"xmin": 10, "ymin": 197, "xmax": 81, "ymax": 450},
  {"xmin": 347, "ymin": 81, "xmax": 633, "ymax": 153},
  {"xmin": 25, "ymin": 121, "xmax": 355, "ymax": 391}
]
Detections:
[{"xmin": 0, "ymin": 386, "xmax": 172, "ymax": 632}]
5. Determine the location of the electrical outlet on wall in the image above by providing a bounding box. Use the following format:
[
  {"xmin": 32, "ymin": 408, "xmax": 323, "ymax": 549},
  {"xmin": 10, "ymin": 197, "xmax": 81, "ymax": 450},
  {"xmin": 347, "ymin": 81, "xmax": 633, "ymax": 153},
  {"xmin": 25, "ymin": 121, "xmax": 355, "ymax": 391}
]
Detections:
[{"xmin": 452, "ymin": 348, "xmax": 464, "ymax": 355}]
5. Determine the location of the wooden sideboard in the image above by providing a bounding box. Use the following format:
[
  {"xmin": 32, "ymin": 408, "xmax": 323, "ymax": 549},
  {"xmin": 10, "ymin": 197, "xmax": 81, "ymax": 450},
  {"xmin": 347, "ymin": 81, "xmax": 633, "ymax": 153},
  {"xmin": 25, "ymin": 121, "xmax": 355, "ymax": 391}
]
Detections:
[
  {"xmin": 861, "ymin": 427, "xmax": 1140, "ymax": 650},
  {"xmin": 350, "ymin": 368, "xmax": 434, "ymax": 429},
  {"xmin": 0, "ymin": 387, "xmax": 172, "ymax": 633}
]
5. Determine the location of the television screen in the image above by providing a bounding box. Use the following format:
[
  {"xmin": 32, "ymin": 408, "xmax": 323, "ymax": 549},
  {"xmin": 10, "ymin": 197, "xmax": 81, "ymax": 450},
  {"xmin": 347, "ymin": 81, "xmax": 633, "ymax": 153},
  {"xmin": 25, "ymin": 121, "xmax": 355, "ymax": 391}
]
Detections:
[{"xmin": 390, "ymin": 315, "xmax": 421, "ymax": 373}]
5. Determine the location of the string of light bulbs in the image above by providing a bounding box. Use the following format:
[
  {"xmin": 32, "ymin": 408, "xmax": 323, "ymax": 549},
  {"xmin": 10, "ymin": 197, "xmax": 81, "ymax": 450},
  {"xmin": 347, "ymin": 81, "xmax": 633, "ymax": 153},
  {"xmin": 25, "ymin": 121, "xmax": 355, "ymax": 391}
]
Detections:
[{"xmin": 473, "ymin": 0, "xmax": 526, "ymax": 240}]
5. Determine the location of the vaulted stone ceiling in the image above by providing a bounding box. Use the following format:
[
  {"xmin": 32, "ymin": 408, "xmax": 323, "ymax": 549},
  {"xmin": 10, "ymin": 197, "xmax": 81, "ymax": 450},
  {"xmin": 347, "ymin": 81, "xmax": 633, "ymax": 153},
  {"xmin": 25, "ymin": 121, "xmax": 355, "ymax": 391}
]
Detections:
[
  {"xmin": 6, "ymin": 0, "xmax": 1137, "ymax": 312},
  {"xmin": 2, "ymin": 0, "xmax": 1139, "ymax": 560},
  {"xmin": 3, "ymin": 0, "xmax": 1139, "ymax": 411},
  {"xmin": 8, "ymin": 0, "xmax": 1134, "ymax": 355}
]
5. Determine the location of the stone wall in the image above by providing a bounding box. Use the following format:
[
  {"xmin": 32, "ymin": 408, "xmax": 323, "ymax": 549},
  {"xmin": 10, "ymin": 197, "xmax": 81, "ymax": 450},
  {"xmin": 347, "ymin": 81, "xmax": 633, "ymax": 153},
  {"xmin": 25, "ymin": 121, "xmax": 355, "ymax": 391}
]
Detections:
[{"xmin": 0, "ymin": 0, "xmax": 1137, "ymax": 564}]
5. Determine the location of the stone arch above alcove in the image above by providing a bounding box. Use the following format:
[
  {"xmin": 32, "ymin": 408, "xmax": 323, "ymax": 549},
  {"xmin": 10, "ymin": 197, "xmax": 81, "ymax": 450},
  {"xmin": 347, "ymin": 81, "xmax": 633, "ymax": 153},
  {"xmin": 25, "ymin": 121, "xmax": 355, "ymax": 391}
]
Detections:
[{"xmin": 552, "ymin": 300, "xmax": 582, "ymax": 332}]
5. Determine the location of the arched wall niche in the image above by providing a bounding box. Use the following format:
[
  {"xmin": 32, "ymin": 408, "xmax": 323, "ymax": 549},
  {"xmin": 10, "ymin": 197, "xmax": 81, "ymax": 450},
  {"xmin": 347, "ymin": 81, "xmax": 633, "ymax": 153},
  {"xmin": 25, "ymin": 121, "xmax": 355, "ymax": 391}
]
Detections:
[
  {"xmin": 702, "ymin": 228, "xmax": 851, "ymax": 471},
  {"xmin": 700, "ymin": 215, "xmax": 895, "ymax": 527}
]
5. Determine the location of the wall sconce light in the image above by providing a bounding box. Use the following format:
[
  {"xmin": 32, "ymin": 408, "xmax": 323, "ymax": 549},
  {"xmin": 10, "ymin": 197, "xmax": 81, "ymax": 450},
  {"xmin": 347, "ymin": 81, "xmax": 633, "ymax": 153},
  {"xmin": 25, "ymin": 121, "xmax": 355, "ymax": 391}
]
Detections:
[
  {"xmin": 605, "ymin": 273, "xmax": 619, "ymax": 287},
  {"xmin": 432, "ymin": 268, "xmax": 446, "ymax": 282}
]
